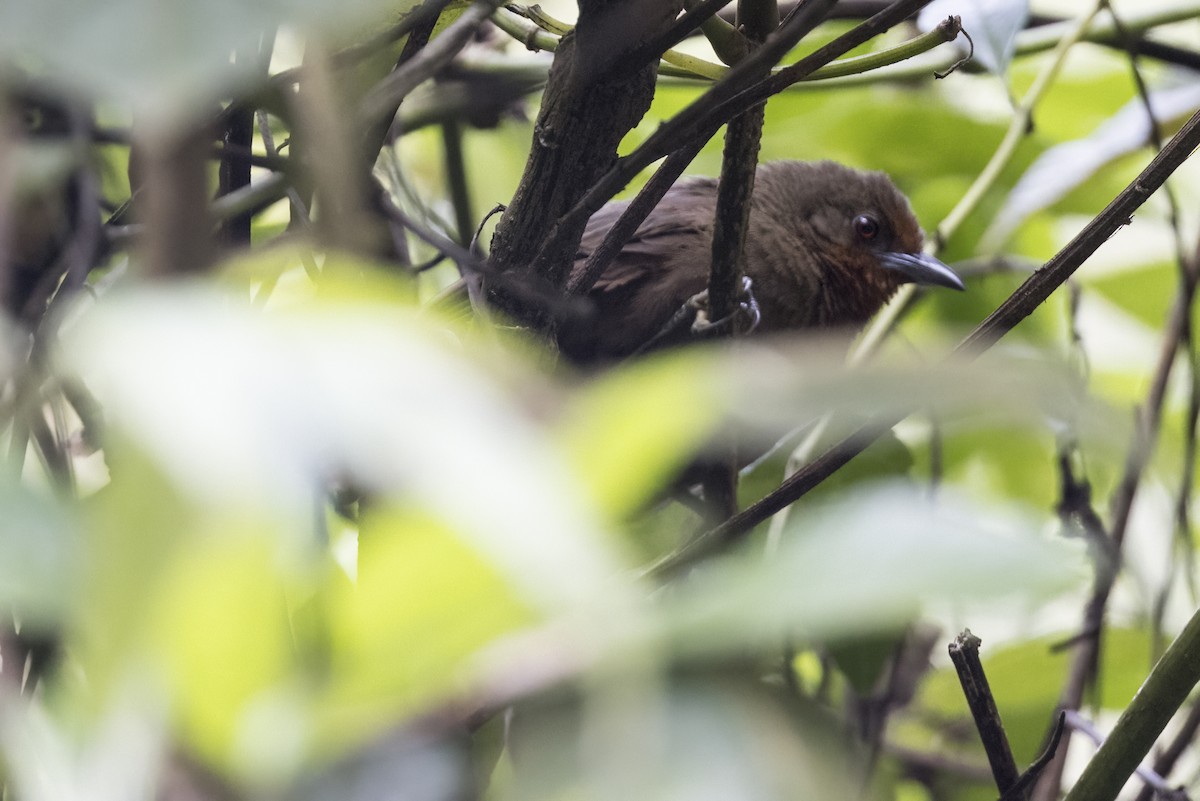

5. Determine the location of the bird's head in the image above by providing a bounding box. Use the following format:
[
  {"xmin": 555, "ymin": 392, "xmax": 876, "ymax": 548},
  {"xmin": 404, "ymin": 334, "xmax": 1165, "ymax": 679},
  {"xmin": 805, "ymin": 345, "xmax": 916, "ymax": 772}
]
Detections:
[{"xmin": 757, "ymin": 161, "xmax": 964, "ymax": 301}]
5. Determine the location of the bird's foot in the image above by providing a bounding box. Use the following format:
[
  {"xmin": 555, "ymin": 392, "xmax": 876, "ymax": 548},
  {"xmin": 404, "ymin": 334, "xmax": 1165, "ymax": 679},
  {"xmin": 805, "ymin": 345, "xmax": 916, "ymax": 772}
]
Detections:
[{"xmin": 690, "ymin": 275, "xmax": 761, "ymax": 338}]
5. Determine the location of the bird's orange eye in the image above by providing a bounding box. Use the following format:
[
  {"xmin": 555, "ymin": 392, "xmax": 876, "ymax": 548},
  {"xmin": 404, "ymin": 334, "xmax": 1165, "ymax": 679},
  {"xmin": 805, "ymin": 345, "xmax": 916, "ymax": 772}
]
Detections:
[{"xmin": 854, "ymin": 215, "xmax": 879, "ymax": 240}]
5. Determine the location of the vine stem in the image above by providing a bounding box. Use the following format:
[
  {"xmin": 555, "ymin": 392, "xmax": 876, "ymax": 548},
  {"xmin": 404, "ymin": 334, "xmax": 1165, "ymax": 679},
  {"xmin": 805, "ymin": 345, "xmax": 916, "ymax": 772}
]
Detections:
[
  {"xmin": 935, "ymin": 0, "xmax": 1104, "ymax": 250},
  {"xmin": 1060, "ymin": 605, "xmax": 1200, "ymax": 801}
]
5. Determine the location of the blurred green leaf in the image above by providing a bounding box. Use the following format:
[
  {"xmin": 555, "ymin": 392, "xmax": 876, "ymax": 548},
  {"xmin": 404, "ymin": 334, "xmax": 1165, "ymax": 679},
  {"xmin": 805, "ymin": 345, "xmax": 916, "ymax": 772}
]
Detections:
[
  {"xmin": 940, "ymin": 425, "xmax": 1060, "ymax": 511},
  {"xmin": 73, "ymin": 446, "xmax": 195, "ymax": 709},
  {"xmin": 829, "ymin": 632, "xmax": 903, "ymax": 695},
  {"xmin": 1, "ymin": 696, "xmax": 167, "ymax": 801},
  {"xmin": 556, "ymin": 350, "xmax": 722, "ymax": 518},
  {"xmin": 149, "ymin": 525, "xmax": 305, "ymax": 780},
  {"xmin": 723, "ymin": 344, "xmax": 1090, "ymax": 440},
  {"xmin": 1014, "ymin": 54, "xmax": 1135, "ymax": 142},
  {"xmin": 318, "ymin": 505, "xmax": 534, "ymax": 752},
  {"xmin": 1085, "ymin": 262, "xmax": 1175, "ymax": 330},
  {"xmin": 0, "ymin": 483, "xmax": 77, "ymax": 629},
  {"xmin": 1095, "ymin": 626, "xmax": 1156, "ymax": 710}
]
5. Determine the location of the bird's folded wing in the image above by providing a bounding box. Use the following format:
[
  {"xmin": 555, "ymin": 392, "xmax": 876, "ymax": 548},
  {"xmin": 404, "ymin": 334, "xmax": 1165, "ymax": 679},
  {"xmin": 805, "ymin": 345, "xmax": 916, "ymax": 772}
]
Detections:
[{"xmin": 574, "ymin": 202, "xmax": 711, "ymax": 295}]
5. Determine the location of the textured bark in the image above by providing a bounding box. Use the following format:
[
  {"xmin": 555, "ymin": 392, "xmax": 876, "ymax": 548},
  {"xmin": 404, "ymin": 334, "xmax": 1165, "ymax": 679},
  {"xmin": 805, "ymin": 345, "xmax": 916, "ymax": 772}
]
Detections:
[{"xmin": 487, "ymin": 0, "xmax": 684, "ymax": 327}]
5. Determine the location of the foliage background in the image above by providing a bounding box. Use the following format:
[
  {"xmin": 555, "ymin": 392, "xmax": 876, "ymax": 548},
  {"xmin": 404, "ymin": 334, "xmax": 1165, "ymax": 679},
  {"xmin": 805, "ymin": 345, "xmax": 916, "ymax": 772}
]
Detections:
[{"xmin": 0, "ymin": 1, "xmax": 1199, "ymax": 800}]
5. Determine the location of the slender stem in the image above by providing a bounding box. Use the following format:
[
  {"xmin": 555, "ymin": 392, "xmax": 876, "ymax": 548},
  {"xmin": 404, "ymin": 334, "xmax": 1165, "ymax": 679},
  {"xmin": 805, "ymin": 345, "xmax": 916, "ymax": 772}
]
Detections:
[
  {"xmin": 497, "ymin": 3, "xmax": 958, "ymax": 82},
  {"xmin": 1060, "ymin": 607, "xmax": 1200, "ymax": 801},
  {"xmin": 441, "ymin": 120, "xmax": 476, "ymax": 246},
  {"xmin": 211, "ymin": 171, "xmax": 289, "ymax": 223},
  {"xmin": 1132, "ymin": 699, "xmax": 1200, "ymax": 801},
  {"xmin": 688, "ymin": 0, "xmax": 749, "ymax": 65},
  {"xmin": 566, "ymin": 141, "xmax": 706, "ymax": 296},
  {"xmin": 359, "ymin": 0, "xmax": 504, "ymax": 133},
  {"xmin": 1063, "ymin": 712, "xmax": 1176, "ymax": 796},
  {"xmin": 501, "ymin": 2, "xmax": 1200, "ymax": 89},
  {"xmin": 938, "ymin": 2, "xmax": 1102, "ymax": 250}
]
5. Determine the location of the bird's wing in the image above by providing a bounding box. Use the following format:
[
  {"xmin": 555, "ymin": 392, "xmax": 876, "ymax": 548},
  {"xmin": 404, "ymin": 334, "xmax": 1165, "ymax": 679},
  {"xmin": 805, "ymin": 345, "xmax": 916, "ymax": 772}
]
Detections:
[
  {"xmin": 574, "ymin": 185, "xmax": 714, "ymax": 295},
  {"xmin": 563, "ymin": 185, "xmax": 716, "ymax": 361}
]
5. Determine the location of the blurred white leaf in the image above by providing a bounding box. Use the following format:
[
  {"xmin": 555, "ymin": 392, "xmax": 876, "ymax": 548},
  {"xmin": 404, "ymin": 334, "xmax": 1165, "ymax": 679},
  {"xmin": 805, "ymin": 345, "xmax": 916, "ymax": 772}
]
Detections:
[
  {"xmin": 474, "ymin": 485, "xmax": 1085, "ymax": 708},
  {"xmin": 718, "ymin": 343, "xmax": 1115, "ymax": 453},
  {"xmin": 981, "ymin": 82, "xmax": 1200, "ymax": 251},
  {"xmin": 0, "ymin": 0, "xmax": 422, "ymax": 124},
  {"xmin": 56, "ymin": 284, "xmax": 626, "ymax": 612},
  {"xmin": 919, "ymin": 0, "xmax": 1028, "ymax": 76},
  {"xmin": 1, "ymin": 694, "xmax": 166, "ymax": 801},
  {"xmin": 505, "ymin": 680, "xmax": 856, "ymax": 801},
  {"xmin": 658, "ymin": 483, "xmax": 1084, "ymax": 653}
]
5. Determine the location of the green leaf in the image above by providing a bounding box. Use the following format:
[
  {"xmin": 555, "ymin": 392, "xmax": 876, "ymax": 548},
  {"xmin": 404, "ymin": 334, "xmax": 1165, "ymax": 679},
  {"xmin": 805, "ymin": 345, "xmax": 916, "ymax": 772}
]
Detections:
[
  {"xmin": 1085, "ymin": 262, "xmax": 1176, "ymax": 331},
  {"xmin": 556, "ymin": 350, "xmax": 723, "ymax": 518},
  {"xmin": 0, "ymin": 483, "xmax": 77, "ymax": 630},
  {"xmin": 148, "ymin": 525, "xmax": 307, "ymax": 781},
  {"xmin": 940, "ymin": 425, "xmax": 1060, "ymax": 511},
  {"xmin": 317, "ymin": 505, "xmax": 535, "ymax": 752},
  {"xmin": 506, "ymin": 676, "xmax": 859, "ymax": 801},
  {"xmin": 1095, "ymin": 626, "xmax": 1157, "ymax": 710},
  {"xmin": 829, "ymin": 632, "xmax": 905, "ymax": 695}
]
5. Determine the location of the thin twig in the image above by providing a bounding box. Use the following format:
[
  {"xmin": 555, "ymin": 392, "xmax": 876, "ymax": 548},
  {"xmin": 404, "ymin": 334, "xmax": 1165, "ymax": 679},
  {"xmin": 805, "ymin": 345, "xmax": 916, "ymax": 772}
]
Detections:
[
  {"xmin": 565, "ymin": 140, "xmax": 706, "ymax": 296},
  {"xmin": 949, "ymin": 631, "xmax": 1023, "ymax": 797},
  {"xmin": 359, "ymin": 0, "xmax": 505, "ymax": 134},
  {"xmin": 696, "ymin": 0, "xmax": 785, "ymax": 528},
  {"xmin": 441, "ymin": 120, "xmax": 476, "ymax": 246},
  {"xmin": 1030, "ymin": 10, "xmax": 1196, "ymax": 796},
  {"xmin": 1105, "ymin": 0, "xmax": 1200, "ymax": 649},
  {"xmin": 957, "ymin": 1, "xmax": 1104, "ymax": 252},
  {"xmin": 998, "ymin": 714, "xmax": 1068, "ymax": 801}
]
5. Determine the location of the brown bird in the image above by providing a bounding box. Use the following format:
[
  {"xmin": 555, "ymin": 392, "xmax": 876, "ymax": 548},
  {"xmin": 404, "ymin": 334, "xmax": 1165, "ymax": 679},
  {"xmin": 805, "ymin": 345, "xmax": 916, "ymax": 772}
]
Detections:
[{"xmin": 558, "ymin": 160, "xmax": 962, "ymax": 362}]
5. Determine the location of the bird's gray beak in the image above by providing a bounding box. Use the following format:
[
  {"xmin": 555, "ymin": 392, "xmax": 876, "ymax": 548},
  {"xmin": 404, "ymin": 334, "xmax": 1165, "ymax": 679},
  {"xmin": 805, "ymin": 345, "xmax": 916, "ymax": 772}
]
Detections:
[{"xmin": 878, "ymin": 252, "xmax": 965, "ymax": 291}]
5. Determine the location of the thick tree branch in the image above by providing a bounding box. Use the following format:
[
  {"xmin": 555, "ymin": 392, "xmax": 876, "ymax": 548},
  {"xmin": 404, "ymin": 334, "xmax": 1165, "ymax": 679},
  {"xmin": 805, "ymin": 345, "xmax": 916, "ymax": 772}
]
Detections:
[{"xmin": 486, "ymin": 0, "xmax": 686, "ymax": 328}]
